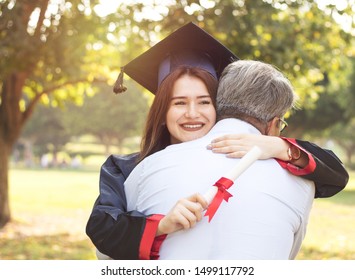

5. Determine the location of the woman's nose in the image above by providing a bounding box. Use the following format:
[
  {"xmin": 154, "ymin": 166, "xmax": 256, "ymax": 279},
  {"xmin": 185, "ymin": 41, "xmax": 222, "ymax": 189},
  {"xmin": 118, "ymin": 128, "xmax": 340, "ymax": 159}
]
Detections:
[{"xmin": 185, "ymin": 103, "xmax": 200, "ymax": 118}]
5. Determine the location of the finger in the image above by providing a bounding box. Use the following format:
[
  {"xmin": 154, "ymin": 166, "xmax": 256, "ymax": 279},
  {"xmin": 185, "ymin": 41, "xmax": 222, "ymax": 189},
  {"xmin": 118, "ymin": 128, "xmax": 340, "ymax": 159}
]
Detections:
[
  {"xmin": 174, "ymin": 200, "xmax": 200, "ymax": 223},
  {"xmin": 210, "ymin": 139, "xmax": 252, "ymax": 150},
  {"xmin": 182, "ymin": 196, "xmax": 206, "ymax": 222},
  {"xmin": 187, "ymin": 202, "xmax": 204, "ymax": 222},
  {"xmin": 166, "ymin": 204, "xmax": 193, "ymax": 230},
  {"xmin": 194, "ymin": 194, "xmax": 209, "ymax": 210},
  {"xmin": 187, "ymin": 193, "xmax": 208, "ymax": 210},
  {"xmin": 209, "ymin": 140, "xmax": 237, "ymax": 148},
  {"xmin": 211, "ymin": 145, "xmax": 240, "ymax": 154},
  {"xmin": 225, "ymin": 151, "xmax": 248, "ymax": 158},
  {"xmin": 211, "ymin": 134, "xmax": 241, "ymax": 143},
  {"xmin": 158, "ymin": 216, "xmax": 183, "ymax": 235},
  {"xmin": 168, "ymin": 213, "xmax": 191, "ymax": 230},
  {"xmin": 184, "ymin": 199, "xmax": 205, "ymax": 216},
  {"xmin": 176, "ymin": 206, "xmax": 198, "ymax": 229}
]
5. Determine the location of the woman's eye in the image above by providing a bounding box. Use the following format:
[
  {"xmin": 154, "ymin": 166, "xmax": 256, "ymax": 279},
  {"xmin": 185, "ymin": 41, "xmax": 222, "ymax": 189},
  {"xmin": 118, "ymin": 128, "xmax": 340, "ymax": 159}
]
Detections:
[
  {"xmin": 200, "ymin": 100, "xmax": 211, "ymax": 105},
  {"xmin": 173, "ymin": 101, "xmax": 186, "ymax": 106}
]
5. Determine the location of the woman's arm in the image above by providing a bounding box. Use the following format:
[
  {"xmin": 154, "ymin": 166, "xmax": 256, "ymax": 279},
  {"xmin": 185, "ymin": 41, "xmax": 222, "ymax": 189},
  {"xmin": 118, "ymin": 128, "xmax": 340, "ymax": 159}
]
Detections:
[
  {"xmin": 86, "ymin": 153, "xmax": 165, "ymax": 260},
  {"xmin": 285, "ymin": 138, "xmax": 349, "ymax": 198},
  {"xmin": 208, "ymin": 134, "xmax": 349, "ymax": 198}
]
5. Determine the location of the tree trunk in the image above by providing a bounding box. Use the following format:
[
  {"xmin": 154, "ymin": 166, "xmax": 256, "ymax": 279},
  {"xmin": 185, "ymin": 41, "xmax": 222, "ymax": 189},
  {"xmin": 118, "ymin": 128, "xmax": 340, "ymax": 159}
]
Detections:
[
  {"xmin": 346, "ymin": 147, "xmax": 353, "ymax": 166},
  {"xmin": 0, "ymin": 73, "xmax": 27, "ymax": 229},
  {"xmin": 104, "ymin": 142, "xmax": 111, "ymax": 157},
  {"xmin": 0, "ymin": 139, "xmax": 11, "ymax": 228}
]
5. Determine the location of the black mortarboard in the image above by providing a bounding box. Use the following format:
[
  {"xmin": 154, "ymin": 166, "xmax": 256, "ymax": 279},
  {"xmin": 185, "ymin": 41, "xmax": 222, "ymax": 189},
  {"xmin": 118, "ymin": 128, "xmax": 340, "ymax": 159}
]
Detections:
[{"xmin": 114, "ymin": 22, "xmax": 238, "ymax": 94}]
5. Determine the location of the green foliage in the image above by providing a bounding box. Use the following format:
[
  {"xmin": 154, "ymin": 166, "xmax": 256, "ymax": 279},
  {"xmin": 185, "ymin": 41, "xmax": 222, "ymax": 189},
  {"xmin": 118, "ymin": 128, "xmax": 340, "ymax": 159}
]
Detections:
[
  {"xmin": 326, "ymin": 118, "xmax": 355, "ymax": 166},
  {"xmin": 343, "ymin": 57, "xmax": 355, "ymax": 119},
  {"xmin": 287, "ymin": 88, "xmax": 349, "ymax": 137},
  {"xmin": 1, "ymin": 0, "xmax": 354, "ymax": 125},
  {"xmin": 62, "ymin": 82, "xmax": 150, "ymax": 150},
  {"xmin": 289, "ymin": 56, "xmax": 355, "ymax": 155},
  {"xmin": 139, "ymin": 0, "xmax": 354, "ymax": 134},
  {"xmin": 287, "ymin": 55, "xmax": 355, "ymax": 137},
  {"xmin": 1, "ymin": 1, "xmax": 100, "ymax": 102},
  {"xmin": 154, "ymin": 1, "xmax": 352, "ymax": 75},
  {"xmin": 19, "ymin": 81, "xmax": 149, "ymax": 158},
  {"xmin": 1, "ymin": 0, "xmax": 354, "ymax": 138},
  {"xmin": 21, "ymin": 104, "xmax": 72, "ymax": 156},
  {"xmin": 1, "ymin": 0, "xmax": 355, "ymax": 230}
]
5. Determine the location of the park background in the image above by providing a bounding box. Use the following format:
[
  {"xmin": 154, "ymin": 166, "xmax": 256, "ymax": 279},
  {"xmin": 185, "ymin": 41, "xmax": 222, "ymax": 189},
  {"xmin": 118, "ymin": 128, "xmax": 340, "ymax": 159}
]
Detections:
[{"xmin": 0, "ymin": 0, "xmax": 354, "ymax": 259}]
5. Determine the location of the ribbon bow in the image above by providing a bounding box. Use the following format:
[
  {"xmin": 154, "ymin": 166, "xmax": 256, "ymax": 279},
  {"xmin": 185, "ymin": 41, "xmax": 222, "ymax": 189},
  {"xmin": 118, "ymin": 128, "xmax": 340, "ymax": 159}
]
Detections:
[{"xmin": 204, "ymin": 177, "xmax": 234, "ymax": 222}]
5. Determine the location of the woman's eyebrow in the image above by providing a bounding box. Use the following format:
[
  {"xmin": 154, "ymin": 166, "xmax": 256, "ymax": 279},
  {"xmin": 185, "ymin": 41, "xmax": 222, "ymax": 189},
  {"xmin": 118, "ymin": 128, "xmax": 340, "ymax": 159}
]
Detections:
[
  {"xmin": 171, "ymin": 95, "xmax": 211, "ymax": 100},
  {"xmin": 171, "ymin": 96, "xmax": 186, "ymax": 100}
]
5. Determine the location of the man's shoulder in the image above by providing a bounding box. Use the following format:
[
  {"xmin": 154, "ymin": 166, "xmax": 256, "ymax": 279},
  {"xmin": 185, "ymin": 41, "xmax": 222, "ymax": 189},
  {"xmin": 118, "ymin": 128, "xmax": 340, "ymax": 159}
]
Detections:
[{"xmin": 152, "ymin": 140, "xmax": 206, "ymax": 158}]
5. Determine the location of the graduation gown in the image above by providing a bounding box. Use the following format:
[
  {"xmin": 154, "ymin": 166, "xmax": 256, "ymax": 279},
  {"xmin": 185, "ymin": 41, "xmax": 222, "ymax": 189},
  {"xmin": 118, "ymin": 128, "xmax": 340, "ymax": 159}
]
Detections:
[{"xmin": 85, "ymin": 138, "xmax": 349, "ymax": 260}]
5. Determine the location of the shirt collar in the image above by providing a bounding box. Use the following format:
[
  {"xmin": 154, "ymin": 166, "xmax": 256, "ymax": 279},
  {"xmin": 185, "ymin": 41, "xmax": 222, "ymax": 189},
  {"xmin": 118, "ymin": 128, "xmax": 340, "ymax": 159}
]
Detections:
[{"xmin": 208, "ymin": 118, "xmax": 262, "ymax": 136}]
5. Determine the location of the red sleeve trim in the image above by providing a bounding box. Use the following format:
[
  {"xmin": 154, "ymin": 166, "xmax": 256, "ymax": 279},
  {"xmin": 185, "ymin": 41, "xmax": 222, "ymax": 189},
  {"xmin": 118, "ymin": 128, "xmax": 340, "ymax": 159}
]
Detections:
[
  {"xmin": 275, "ymin": 137, "xmax": 316, "ymax": 176},
  {"xmin": 150, "ymin": 234, "xmax": 167, "ymax": 260},
  {"xmin": 138, "ymin": 214, "xmax": 167, "ymax": 260}
]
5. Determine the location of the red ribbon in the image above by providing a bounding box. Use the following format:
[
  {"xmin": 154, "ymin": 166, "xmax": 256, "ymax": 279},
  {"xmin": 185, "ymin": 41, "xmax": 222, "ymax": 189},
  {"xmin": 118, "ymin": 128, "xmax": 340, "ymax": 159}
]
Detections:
[{"xmin": 204, "ymin": 177, "xmax": 234, "ymax": 222}]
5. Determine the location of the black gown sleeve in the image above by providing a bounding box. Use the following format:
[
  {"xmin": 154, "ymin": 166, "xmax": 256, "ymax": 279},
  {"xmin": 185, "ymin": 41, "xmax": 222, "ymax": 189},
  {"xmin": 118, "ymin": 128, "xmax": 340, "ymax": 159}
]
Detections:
[
  {"xmin": 295, "ymin": 139, "xmax": 349, "ymax": 198},
  {"xmin": 85, "ymin": 153, "xmax": 148, "ymax": 260}
]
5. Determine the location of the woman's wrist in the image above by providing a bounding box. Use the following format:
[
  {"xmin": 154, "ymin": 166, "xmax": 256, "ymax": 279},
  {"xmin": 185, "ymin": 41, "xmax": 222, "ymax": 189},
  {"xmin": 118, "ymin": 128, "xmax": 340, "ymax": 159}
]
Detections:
[
  {"xmin": 156, "ymin": 220, "xmax": 165, "ymax": 236},
  {"xmin": 287, "ymin": 145, "xmax": 301, "ymax": 161},
  {"xmin": 274, "ymin": 138, "xmax": 292, "ymax": 161},
  {"xmin": 285, "ymin": 143, "xmax": 308, "ymax": 168}
]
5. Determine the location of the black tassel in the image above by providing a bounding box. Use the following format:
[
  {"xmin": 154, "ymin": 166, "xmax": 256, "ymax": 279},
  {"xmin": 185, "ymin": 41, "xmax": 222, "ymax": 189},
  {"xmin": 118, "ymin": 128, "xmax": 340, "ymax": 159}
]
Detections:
[{"xmin": 113, "ymin": 68, "xmax": 127, "ymax": 94}]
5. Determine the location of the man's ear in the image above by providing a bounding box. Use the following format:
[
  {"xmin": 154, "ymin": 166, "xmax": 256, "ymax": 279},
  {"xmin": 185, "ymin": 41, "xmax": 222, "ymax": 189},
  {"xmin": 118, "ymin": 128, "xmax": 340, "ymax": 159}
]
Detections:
[{"xmin": 266, "ymin": 117, "xmax": 280, "ymax": 136}]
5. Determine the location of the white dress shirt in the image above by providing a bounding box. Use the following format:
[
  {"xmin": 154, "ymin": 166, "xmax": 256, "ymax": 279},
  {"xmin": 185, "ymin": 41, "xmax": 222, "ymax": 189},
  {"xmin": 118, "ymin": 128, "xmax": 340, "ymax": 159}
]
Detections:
[{"xmin": 125, "ymin": 119, "xmax": 315, "ymax": 259}]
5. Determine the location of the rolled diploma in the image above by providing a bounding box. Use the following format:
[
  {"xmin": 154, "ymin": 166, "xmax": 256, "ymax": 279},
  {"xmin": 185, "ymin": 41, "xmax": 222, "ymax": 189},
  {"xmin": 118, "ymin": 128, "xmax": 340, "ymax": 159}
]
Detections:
[{"xmin": 203, "ymin": 146, "xmax": 262, "ymax": 204}]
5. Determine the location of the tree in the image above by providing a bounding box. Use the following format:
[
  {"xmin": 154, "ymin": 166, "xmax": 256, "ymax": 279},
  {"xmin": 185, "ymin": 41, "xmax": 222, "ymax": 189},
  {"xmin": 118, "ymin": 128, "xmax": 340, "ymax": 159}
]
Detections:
[
  {"xmin": 0, "ymin": 0, "xmax": 91, "ymax": 227},
  {"xmin": 21, "ymin": 104, "xmax": 72, "ymax": 164},
  {"xmin": 301, "ymin": 56, "xmax": 355, "ymax": 165},
  {"xmin": 0, "ymin": 0, "xmax": 353, "ymax": 229},
  {"xmin": 0, "ymin": 0, "xmax": 155, "ymax": 227},
  {"xmin": 63, "ymin": 82, "xmax": 149, "ymax": 155},
  {"xmin": 286, "ymin": 53, "xmax": 355, "ymax": 139},
  {"xmin": 0, "ymin": 0, "xmax": 132, "ymax": 228},
  {"xmin": 327, "ymin": 119, "xmax": 355, "ymax": 167},
  {"xmin": 155, "ymin": 0, "xmax": 353, "ymax": 136}
]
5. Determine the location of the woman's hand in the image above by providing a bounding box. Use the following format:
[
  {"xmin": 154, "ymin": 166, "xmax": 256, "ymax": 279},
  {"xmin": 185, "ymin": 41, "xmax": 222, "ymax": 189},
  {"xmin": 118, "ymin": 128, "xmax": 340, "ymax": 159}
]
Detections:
[
  {"xmin": 156, "ymin": 193, "xmax": 208, "ymax": 236},
  {"xmin": 207, "ymin": 134, "xmax": 290, "ymax": 161}
]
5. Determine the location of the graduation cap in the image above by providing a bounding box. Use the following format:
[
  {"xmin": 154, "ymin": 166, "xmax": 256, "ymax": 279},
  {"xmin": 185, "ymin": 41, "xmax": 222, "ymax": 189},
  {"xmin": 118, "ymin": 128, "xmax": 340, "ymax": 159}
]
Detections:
[{"xmin": 114, "ymin": 22, "xmax": 238, "ymax": 94}]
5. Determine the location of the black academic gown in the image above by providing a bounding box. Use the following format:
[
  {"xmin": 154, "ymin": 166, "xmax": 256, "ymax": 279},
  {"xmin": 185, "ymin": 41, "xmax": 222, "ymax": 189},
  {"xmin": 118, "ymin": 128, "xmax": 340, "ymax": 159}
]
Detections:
[{"xmin": 85, "ymin": 139, "xmax": 349, "ymax": 260}]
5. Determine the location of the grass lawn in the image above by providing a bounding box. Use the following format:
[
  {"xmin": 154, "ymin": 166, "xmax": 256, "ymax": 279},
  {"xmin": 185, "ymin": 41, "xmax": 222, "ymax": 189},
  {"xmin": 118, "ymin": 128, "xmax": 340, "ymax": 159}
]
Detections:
[
  {"xmin": 296, "ymin": 176, "xmax": 355, "ymax": 260},
  {"xmin": 0, "ymin": 167, "xmax": 354, "ymax": 260},
  {"xmin": 1, "ymin": 167, "xmax": 99, "ymax": 260}
]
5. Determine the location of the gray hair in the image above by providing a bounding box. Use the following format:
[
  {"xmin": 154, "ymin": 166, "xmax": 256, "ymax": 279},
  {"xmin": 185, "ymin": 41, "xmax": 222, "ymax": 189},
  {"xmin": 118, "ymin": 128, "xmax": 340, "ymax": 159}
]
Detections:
[{"xmin": 216, "ymin": 60, "xmax": 296, "ymax": 123}]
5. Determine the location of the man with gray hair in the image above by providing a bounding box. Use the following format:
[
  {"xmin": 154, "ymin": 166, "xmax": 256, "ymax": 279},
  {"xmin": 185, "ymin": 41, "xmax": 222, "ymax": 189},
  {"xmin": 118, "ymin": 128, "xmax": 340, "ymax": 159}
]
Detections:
[
  {"xmin": 216, "ymin": 60, "xmax": 295, "ymax": 132},
  {"xmin": 125, "ymin": 60, "xmax": 315, "ymax": 259}
]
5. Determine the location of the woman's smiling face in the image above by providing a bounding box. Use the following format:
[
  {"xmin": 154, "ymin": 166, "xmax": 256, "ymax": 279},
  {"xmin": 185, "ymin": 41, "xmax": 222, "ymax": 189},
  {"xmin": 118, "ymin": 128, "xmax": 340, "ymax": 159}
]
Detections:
[{"xmin": 166, "ymin": 74, "xmax": 216, "ymax": 144}]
